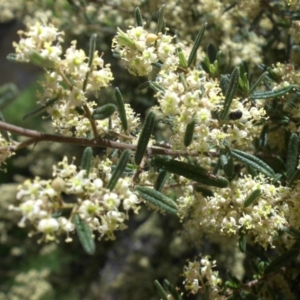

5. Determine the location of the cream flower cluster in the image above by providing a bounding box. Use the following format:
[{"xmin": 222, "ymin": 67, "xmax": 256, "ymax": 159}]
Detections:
[
  {"xmin": 285, "ymin": 178, "xmax": 300, "ymax": 241},
  {"xmin": 11, "ymin": 156, "xmax": 140, "ymax": 242},
  {"xmin": 183, "ymin": 256, "xmax": 222, "ymax": 298},
  {"xmin": 113, "ymin": 24, "xmax": 267, "ymax": 153},
  {"xmin": 153, "ymin": 69, "xmax": 266, "ymax": 152},
  {"xmin": 12, "ymin": 22, "xmax": 115, "ymax": 137},
  {"xmin": 179, "ymin": 175, "xmax": 289, "ymax": 249},
  {"xmin": 13, "ymin": 22, "xmax": 64, "ymax": 63},
  {"xmin": 0, "ymin": 133, "xmax": 13, "ymax": 169},
  {"xmin": 112, "ymin": 26, "xmax": 179, "ymax": 76}
]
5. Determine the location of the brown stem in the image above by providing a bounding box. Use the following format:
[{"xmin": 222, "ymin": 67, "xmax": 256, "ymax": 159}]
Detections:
[
  {"xmin": 83, "ymin": 104, "xmax": 98, "ymax": 138},
  {"xmin": 0, "ymin": 121, "xmax": 217, "ymax": 157}
]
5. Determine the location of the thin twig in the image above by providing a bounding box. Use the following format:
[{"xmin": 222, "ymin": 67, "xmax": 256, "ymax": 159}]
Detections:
[
  {"xmin": 0, "ymin": 121, "xmax": 218, "ymax": 157},
  {"xmin": 83, "ymin": 104, "xmax": 98, "ymax": 138}
]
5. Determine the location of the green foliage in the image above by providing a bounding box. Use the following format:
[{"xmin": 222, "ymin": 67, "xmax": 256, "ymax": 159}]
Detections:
[
  {"xmin": 183, "ymin": 120, "xmax": 195, "ymax": 147},
  {"xmin": 2, "ymin": 1, "xmax": 300, "ymax": 299},
  {"xmin": 219, "ymin": 67, "xmax": 240, "ymax": 120},
  {"xmin": 92, "ymin": 103, "xmax": 117, "ymax": 120},
  {"xmin": 152, "ymin": 157, "xmax": 229, "ymax": 187},
  {"xmin": 188, "ymin": 22, "xmax": 207, "ymax": 67},
  {"xmin": 107, "ymin": 149, "xmax": 131, "ymax": 190},
  {"xmin": 286, "ymin": 133, "xmax": 299, "ymax": 182},
  {"xmin": 80, "ymin": 147, "xmax": 93, "ymax": 177},
  {"xmin": 74, "ymin": 214, "xmax": 96, "ymax": 255},
  {"xmin": 231, "ymin": 149, "xmax": 276, "ymax": 178},
  {"xmin": 243, "ymin": 189, "xmax": 261, "ymax": 207},
  {"xmin": 135, "ymin": 186, "xmax": 178, "ymax": 214},
  {"xmin": 114, "ymin": 87, "xmax": 128, "ymax": 132},
  {"xmin": 134, "ymin": 111, "xmax": 156, "ymax": 165}
]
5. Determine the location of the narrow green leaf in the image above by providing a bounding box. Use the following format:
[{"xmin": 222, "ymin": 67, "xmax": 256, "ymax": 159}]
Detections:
[
  {"xmin": 152, "ymin": 157, "xmax": 229, "ymax": 188},
  {"xmin": 154, "ymin": 280, "xmax": 168, "ymax": 300},
  {"xmin": 134, "ymin": 7, "xmax": 144, "ymax": 26},
  {"xmin": 0, "ymin": 112, "xmax": 9, "ymax": 142},
  {"xmin": 194, "ymin": 185, "xmax": 214, "ymax": 197},
  {"xmin": 243, "ymin": 189, "xmax": 261, "ymax": 207},
  {"xmin": 213, "ymin": 156, "xmax": 221, "ymax": 174},
  {"xmin": 220, "ymin": 154, "xmax": 228, "ymax": 168},
  {"xmin": 112, "ymin": 52, "xmax": 121, "ymax": 59},
  {"xmin": 117, "ymin": 28, "xmax": 136, "ymax": 49},
  {"xmin": 238, "ymin": 230, "xmax": 247, "ymax": 253},
  {"xmin": 6, "ymin": 53, "xmax": 18, "ymax": 62},
  {"xmin": 155, "ymin": 170, "xmax": 167, "ymax": 191},
  {"xmin": 259, "ymin": 124, "xmax": 269, "ymax": 148},
  {"xmin": 200, "ymin": 56, "xmax": 210, "ymax": 73},
  {"xmin": 239, "ymin": 74, "xmax": 249, "ymax": 94},
  {"xmin": 81, "ymin": 147, "xmax": 93, "ymax": 177},
  {"xmin": 114, "ymin": 87, "xmax": 128, "ymax": 131},
  {"xmin": 83, "ymin": 33, "xmax": 97, "ymax": 91},
  {"xmin": 219, "ymin": 74, "xmax": 230, "ymax": 95},
  {"xmin": 220, "ymin": 67, "xmax": 240, "ymax": 120},
  {"xmin": 277, "ymin": 116, "xmax": 290, "ymax": 125},
  {"xmin": 74, "ymin": 214, "xmax": 95, "ymax": 255},
  {"xmin": 227, "ymin": 271, "xmax": 241, "ymax": 285},
  {"xmin": 135, "ymin": 111, "xmax": 156, "ymax": 165},
  {"xmin": 231, "ymin": 149, "xmax": 275, "ymax": 178},
  {"xmin": 179, "ymin": 74, "xmax": 188, "ymax": 90},
  {"xmin": 28, "ymin": 50, "xmax": 55, "ymax": 68},
  {"xmin": 138, "ymin": 81, "xmax": 151, "ymax": 90},
  {"xmin": 286, "ymin": 133, "xmax": 299, "ymax": 182},
  {"xmin": 149, "ymin": 81, "xmax": 165, "ymax": 93},
  {"xmin": 177, "ymin": 47, "xmax": 188, "ymax": 68},
  {"xmin": 23, "ymin": 96, "xmax": 59, "ymax": 120},
  {"xmin": 247, "ymin": 165, "xmax": 258, "ymax": 178},
  {"xmin": 249, "ymin": 71, "xmax": 268, "ymax": 95},
  {"xmin": 187, "ymin": 23, "xmax": 207, "ymax": 67},
  {"xmin": 207, "ymin": 43, "xmax": 217, "ymax": 63},
  {"xmin": 164, "ymin": 279, "xmax": 183, "ymax": 300},
  {"xmin": 239, "ymin": 61, "xmax": 248, "ymax": 78},
  {"xmin": 157, "ymin": 5, "xmax": 166, "ymax": 34},
  {"xmin": 264, "ymin": 247, "xmax": 299, "ymax": 275},
  {"xmin": 220, "ymin": 146, "xmax": 234, "ymax": 178},
  {"xmin": 225, "ymin": 281, "xmax": 239, "ymax": 289},
  {"xmin": 135, "ymin": 186, "xmax": 178, "ymax": 214},
  {"xmin": 136, "ymin": 186, "xmax": 177, "ymax": 209},
  {"xmin": 107, "ymin": 150, "xmax": 131, "ymax": 190},
  {"xmin": 288, "ymin": 169, "xmax": 300, "ymax": 186},
  {"xmin": 250, "ymin": 85, "xmax": 299, "ymax": 100},
  {"xmin": 273, "ymin": 173, "xmax": 282, "ymax": 183},
  {"xmin": 88, "ymin": 33, "xmax": 97, "ymax": 68},
  {"xmin": 92, "ymin": 103, "xmax": 116, "ymax": 120},
  {"xmin": 184, "ymin": 120, "xmax": 195, "ymax": 147}
]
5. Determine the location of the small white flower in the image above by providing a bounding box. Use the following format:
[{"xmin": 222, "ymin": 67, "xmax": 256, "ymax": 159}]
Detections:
[{"xmin": 37, "ymin": 218, "xmax": 59, "ymax": 233}]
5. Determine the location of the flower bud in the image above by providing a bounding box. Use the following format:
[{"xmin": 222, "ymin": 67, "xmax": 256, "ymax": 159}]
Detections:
[
  {"xmin": 51, "ymin": 177, "xmax": 65, "ymax": 193},
  {"xmin": 146, "ymin": 33, "xmax": 158, "ymax": 45}
]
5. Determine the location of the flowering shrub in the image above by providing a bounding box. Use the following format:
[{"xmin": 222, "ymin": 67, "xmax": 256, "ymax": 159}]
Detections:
[{"xmin": 1, "ymin": 0, "xmax": 300, "ymax": 299}]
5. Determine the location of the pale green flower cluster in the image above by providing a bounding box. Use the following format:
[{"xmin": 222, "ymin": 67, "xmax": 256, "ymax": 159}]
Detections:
[
  {"xmin": 0, "ymin": 132, "xmax": 13, "ymax": 169},
  {"xmin": 12, "ymin": 22, "xmax": 120, "ymax": 138},
  {"xmin": 183, "ymin": 256, "xmax": 222, "ymax": 298},
  {"xmin": 112, "ymin": 24, "xmax": 267, "ymax": 153},
  {"xmin": 179, "ymin": 175, "xmax": 290, "ymax": 249},
  {"xmin": 10, "ymin": 156, "xmax": 140, "ymax": 242},
  {"xmin": 112, "ymin": 26, "xmax": 179, "ymax": 76},
  {"xmin": 154, "ymin": 70, "xmax": 266, "ymax": 152}
]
